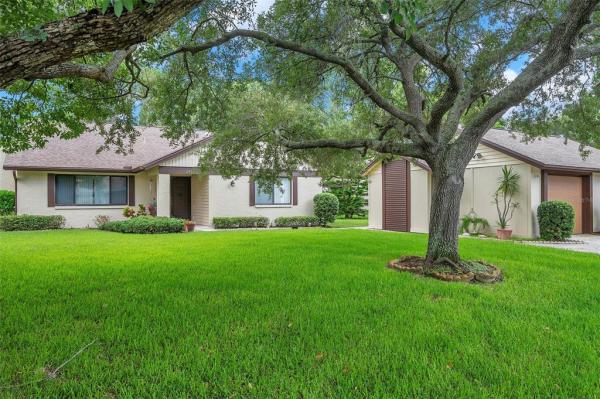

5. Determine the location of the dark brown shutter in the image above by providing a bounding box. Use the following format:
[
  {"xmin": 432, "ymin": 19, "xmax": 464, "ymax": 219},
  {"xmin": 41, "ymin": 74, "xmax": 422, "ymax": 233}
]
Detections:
[
  {"xmin": 292, "ymin": 176, "xmax": 298, "ymax": 205},
  {"xmin": 249, "ymin": 177, "xmax": 255, "ymax": 206},
  {"xmin": 382, "ymin": 159, "xmax": 410, "ymax": 232},
  {"xmin": 47, "ymin": 174, "xmax": 55, "ymax": 207},
  {"xmin": 583, "ymin": 174, "xmax": 593, "ymax": 234},
  {"xmin": 128, "ymin": 175, "xmax": 135, "ymax": 206}
]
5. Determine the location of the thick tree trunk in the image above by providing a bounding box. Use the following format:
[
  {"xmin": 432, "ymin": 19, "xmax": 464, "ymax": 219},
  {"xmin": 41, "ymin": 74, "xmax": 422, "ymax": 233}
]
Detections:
[
  {"xmin": 0, "ymin": 0, "xmax": 204, "ymax": 88},
  {"xmin": 425, "ymin": 165, "xmax": 466, "ymax": 263}
]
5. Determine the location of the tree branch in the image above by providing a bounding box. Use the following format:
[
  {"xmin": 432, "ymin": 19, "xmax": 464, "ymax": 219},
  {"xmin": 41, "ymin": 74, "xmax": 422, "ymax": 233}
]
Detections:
[
  {"xmin": 26, "ymin": 46, "xmax": 136, "ymax": 82},
  {"xmin": 280, "ymin": 137, "xmax": 423, "ymax": 158},
  {"xmin": 0, "ymin": 0, "xmax": 204, "ymax": 88},
  {"xmin": 459, "ymin": 0, "xmax": 599, "ymax": 147},
  {"xmin": 389, "ymin": 22, "xmax": 464, "ymax": 139},
  {"xmin": 162, "ymin": 28, "xmax": 427, "ymax": 133},
  {"xmin": 574, "ymin": 43, "xmax": 600, "ymax": 59}
]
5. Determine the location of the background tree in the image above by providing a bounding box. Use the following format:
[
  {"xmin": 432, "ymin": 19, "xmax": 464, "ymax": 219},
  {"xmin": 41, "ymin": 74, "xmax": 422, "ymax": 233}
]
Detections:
[
  {"xmin": 2, "ymin": 0, "xmax": 600, "ymax": 267},
  {"xmin": 322, "ymin": 177, "xmax": 368, "ymax": 219}
]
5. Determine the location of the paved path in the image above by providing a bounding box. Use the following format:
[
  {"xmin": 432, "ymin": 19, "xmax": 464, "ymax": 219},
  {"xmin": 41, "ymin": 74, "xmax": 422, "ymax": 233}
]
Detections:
[{"xmin": 524, "ymin": 234, "xmax": 600, "ymax": 255}]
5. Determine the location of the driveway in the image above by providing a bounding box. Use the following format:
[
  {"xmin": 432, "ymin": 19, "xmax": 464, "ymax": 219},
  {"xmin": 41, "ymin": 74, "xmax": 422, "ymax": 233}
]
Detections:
[{"xmin": 524, "ymin": 234, "xmax": 600, "ymax": 255}]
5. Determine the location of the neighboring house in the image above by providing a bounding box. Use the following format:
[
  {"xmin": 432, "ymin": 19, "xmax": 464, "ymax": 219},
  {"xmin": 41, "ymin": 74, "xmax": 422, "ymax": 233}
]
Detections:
[
  {"xmin": 365, "ymin": 129, "xmax": 600, "ymax": 237},
  {"xmin": 0, "ymin": 151, "xmax": 15, "ymax": 191},
  {"xmin": 3, "ymin": 126, "xmax": 322, "ymax": 228}
]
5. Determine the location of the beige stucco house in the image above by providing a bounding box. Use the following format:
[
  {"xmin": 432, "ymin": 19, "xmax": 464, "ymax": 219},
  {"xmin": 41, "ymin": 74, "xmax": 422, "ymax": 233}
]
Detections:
[
  {"xmin": 3, "ymin": 126, "xmax": 322, "ymax": 228},
  {"xmin": 365, "ymin": 129, "xmax": 600, "ymax": 238},
  {"xmin": 0, "ymin": 151, "xmax": 15, "ymax": 191}
]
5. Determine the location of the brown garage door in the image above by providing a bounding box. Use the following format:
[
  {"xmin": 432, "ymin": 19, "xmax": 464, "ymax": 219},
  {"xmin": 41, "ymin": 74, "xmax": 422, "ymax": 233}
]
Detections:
[
  {"xmin": 382, "ymin": 159, "xmax": 410, "ymax": 232},
  {"xmin": 547, "ymin": 175, "xmax": 583, "ymax": 234}
]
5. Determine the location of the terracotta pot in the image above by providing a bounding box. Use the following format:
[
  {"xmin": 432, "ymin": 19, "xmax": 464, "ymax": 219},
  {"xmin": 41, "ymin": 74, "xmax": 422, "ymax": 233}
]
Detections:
[
  {"xmin": 496, "ymin": 229, "xmax": 512, "ymax": 240},
  {"xmin": 184, "ymin": 223, "xmax": 195, "ymax": 232}
]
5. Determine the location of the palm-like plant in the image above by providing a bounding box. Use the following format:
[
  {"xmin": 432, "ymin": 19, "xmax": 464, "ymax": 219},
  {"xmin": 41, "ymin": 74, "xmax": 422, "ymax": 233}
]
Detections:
[{"xmin": 494, "ymin": 166, "xmax": 520, "ymax": 229}]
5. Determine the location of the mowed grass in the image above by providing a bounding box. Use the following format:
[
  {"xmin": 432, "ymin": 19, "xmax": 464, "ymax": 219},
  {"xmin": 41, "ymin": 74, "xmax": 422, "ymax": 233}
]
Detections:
[
  {"xmin": 330, "ymin": 217, "xmax": 368, "ymax": 228},
  {"xmin": 1, "ymin": 229, "xmax": 600, "ymax": 398}
]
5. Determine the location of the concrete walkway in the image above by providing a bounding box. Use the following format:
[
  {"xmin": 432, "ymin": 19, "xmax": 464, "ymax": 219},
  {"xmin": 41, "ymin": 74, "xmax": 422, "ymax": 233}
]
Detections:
[{"xmin": 523, "ymin": 234, "xmax": 600, "ymax": 255}]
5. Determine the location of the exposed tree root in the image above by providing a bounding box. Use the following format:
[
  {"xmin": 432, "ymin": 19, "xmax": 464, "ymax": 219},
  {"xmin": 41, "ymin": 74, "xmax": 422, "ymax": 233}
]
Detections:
[{"xmin": 388, "ymin": 256, "xmax": 502, "ymax": 284}]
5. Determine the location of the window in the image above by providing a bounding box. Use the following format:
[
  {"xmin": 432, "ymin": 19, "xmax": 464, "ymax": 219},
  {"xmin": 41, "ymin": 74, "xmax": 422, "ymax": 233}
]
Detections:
[
  {"xmin": 255, "ymin": 178, "xmax": 291, "ymax": 205},
  {"xmin": 55, "ymin": 175, "xmax": 128, "ymax": 206}
]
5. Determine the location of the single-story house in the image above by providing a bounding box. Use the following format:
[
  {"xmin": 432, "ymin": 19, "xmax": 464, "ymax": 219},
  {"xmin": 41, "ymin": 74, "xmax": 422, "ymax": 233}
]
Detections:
[
  {"xmin": 365, "ymin": 128, "xmax": 600, "ymax": 237},
  {"xmin": 2, "ymin": 126, "xmax": 322, "ymax": 228},
  {"xmin": 0, "ymin": 151, "xmax": 15, "ymax": 191}
]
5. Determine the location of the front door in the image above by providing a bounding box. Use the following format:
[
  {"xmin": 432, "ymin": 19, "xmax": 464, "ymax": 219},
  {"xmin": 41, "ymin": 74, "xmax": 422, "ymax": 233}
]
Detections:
[{"xmin": 170, "ymin": 177, "xmax": 191, "ymax": 220}]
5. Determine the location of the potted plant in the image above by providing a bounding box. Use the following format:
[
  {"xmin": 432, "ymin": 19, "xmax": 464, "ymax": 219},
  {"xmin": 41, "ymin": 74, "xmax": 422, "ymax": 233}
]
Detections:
[
  {"xmin": 494, "ymin": 166, "xmax": 520, "ymax": 239},
  {"xmin": 459, "ymin": 210, "xmax": 489, "ymax": 236},
  {"xmin": 184, "ymin": 220, "xmax": 195, "ymax": 232}
]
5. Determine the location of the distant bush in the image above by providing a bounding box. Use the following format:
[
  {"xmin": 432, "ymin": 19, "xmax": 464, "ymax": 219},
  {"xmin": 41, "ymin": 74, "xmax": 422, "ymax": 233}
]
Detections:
[
  {"xmin": 94, "ymin": 215, "xmax": 111, "ymax": 228},
  {"xmin": 212, "ymin": 216, "xmax": 269, "ymax": 229},
  {"xmin": 0, "ymin": 190, "xmax": 15, "ymax": 215},
  {"xmin": 274, "ymin": 216, "xmax": 320, "ymax": 228},
  {"xmin": 313, "ymin": 193, "xmax": 339, "ymax": 226},
  {"xmin": 538, "ymin": 201, "xmax": 575, "ymax": 241},
  {"xmin": 0, "ymin": 214, "xmax": 65, "ymax": 231},
  {"xmin": 100, "ymin": 216, "xmax": 184, "ymax": 234}
]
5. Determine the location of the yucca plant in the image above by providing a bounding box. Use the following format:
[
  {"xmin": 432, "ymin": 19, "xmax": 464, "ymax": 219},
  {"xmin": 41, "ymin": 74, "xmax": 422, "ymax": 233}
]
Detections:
[{"xmin": 494, "ymin": 166, "xmax": 520, "ymax": 229}]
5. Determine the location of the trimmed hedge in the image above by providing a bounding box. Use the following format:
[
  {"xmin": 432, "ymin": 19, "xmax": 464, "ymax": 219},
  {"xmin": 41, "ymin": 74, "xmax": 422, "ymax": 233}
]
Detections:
[
  {"xmin": 213, "ymin": 216, "xmax": 269, "ymax": 229},
  {"xmin": 0, "ymin": 214, "xmax": 65, "ymax": 231},
  {"xmin": 538, "ymin": 200, "xmax": 575, "ymax": 241},
  {"xmin": 100, "ymin": 216, "xmax": 184, "ymax": 234},
  {"xmin": 313, "ymin": 193, "xmax": 339, "ymax": 226},
  {"xmin": 0, "ymin": 190, "xmax": 15, "ymax": 215},
  {"xmin": 274, "ymin": 216, "xmax": 320, "ymax": 228}
]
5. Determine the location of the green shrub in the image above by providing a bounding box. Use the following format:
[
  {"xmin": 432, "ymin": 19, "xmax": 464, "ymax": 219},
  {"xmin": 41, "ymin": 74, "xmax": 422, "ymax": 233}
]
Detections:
[
  {"xmin": 100, "ymin": 216, "xmax": 184, "ymax": 234},
  {"xmin": 0, "ymin": 214, "xmax": 65, "ymax": 231},
  {"xmin": 212, "ymin": 216, "xmax": 270, "ymax": 229},
  {"xmin": 0, "ymin": 190, "xmax": 15, "ymax": 215},
  {"xmin": 313, "ymin": 193, "xmax": 339, "ymax": 226},
  {"xmin": 537, "ymin": 200, "xmax": 575, "ymax": 241},
  {"xmin": 274, "ymin": 216, "xmax": 320, "ymax": 228}
]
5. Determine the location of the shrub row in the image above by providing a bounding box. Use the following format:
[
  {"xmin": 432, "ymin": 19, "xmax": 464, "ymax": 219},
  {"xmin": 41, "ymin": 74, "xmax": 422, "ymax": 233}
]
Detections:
[
  {"xmin": 538, "ymin": 200, "xmax": 575, "ymax": 241},
  {"xmin": 0, "ymin": 214, "xmax": 65, "ymax": 231},
  {"xmin": 274, "ymin": 216, "xmax": 320, "ymax": 227},
  {"xmin": 0, "ymin": 190, "xmax": 15, "ymax": 215},
  {"xmin": 213, "ymin": 216, "xmax": 270, "ymax": 229},
  {"xmin": 100, "ymin": 216, "xmax": 184, "ymax": 234}
]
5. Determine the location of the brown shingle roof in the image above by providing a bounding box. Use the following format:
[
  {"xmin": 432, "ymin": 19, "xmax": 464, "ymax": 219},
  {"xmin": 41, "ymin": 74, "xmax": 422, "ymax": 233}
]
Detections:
[
  {"xmin": 482, "ymin": 128, "xmax": 600, "ymax": 172},
  {"xmin": 3, "ymin": 126, "xmax": 211, "ymax": 172}
]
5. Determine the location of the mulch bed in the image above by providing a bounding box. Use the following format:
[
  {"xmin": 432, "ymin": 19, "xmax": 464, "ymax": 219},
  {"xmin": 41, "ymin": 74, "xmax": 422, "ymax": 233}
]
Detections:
[{"xmin": 388, "ymin": 256, "xmax": 503, "ymax": 284}]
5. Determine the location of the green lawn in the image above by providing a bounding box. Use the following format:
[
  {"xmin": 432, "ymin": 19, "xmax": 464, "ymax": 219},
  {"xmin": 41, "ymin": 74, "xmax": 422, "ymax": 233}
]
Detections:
[
  {"xmin": 330, "ymin": 216, "xmax": 368, "ymax": 228},
  {"xmin": 1, "ymin": 229, "xmax": 600, "ymax": 397}
]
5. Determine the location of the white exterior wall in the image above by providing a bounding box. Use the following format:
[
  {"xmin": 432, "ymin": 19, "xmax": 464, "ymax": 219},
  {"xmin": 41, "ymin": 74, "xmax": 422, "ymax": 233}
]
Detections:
[
  {"xmin": 207, "ymin": 175, "xmax": 322, "ymax": 225},
  {"xmin": 366, "ymin": 143, "xmax": 540, "ymax": 237},
  {"xmin": 594, "ymin": 173, "xmax": 600, "ymax": 233},
  {"xmin": 15, "ymin": 171, "xmax": 150, "ymax": 228},
  {"xmin": 367, "ymin": 165, "xmax": 383, "ymax": 229},
  {"xmin": 191, "ymin": 174, "xmax": 209, "ymax": 225},
  {"xmin": 0, "ymin": 152, "xmax": 15, "ymax": 191},
  {"xmin": 156, "ymin": 173, "xmax": 171, "ymax": 217},
  {"xmin": 410, "ymin": 166, "xmax": 430, "ymax": 233},
  {"xmin": 460, "ymin": 163, "xmax": 533, "ymax": 237}
]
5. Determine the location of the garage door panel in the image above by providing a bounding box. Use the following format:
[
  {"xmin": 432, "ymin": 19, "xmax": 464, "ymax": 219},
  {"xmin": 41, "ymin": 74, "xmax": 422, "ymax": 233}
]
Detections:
[{"xmin": 548, "ymin": 175, "xmax": 583, "ymax": 234}]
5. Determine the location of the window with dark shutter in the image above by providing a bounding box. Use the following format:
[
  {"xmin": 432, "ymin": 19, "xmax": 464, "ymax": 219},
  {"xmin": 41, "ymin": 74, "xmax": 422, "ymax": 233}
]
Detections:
[{"xmin": 54, "ymin": 174, "xmax": 130, "ymax": 206}]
